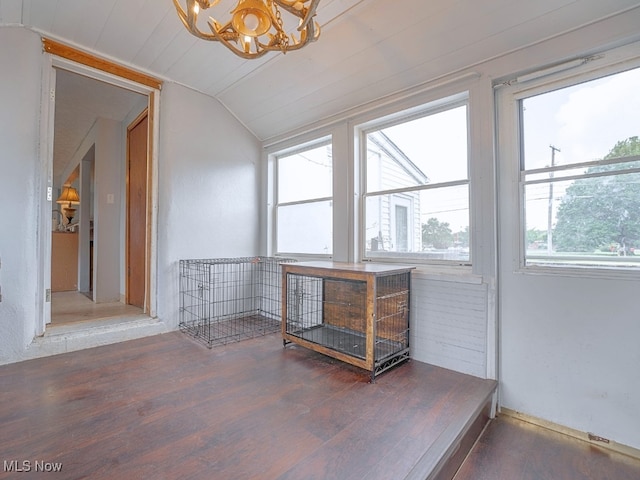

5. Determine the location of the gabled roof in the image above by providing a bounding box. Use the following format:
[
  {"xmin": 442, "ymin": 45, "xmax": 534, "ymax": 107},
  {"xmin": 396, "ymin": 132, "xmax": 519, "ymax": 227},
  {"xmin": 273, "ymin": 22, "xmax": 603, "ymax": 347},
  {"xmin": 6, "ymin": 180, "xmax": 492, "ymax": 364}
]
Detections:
[{"xmin": 367, "ymin": 131, "xmax": 429, "ymax": 185}]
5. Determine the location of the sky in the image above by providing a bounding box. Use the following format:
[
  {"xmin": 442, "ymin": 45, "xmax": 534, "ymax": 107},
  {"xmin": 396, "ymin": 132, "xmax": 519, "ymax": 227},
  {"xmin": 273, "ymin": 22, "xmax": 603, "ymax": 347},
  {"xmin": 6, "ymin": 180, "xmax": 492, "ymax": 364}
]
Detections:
[
  {"xmin": 523, "ymin": 66, "xmax": 640, "ymax": 169},
  {"xmin": 383, "ymin": 105, "xmax": 468, "ymax": 184},
  {"xmin": 522, "ymin": 66, "xmax": 640, "ymax": 230}
]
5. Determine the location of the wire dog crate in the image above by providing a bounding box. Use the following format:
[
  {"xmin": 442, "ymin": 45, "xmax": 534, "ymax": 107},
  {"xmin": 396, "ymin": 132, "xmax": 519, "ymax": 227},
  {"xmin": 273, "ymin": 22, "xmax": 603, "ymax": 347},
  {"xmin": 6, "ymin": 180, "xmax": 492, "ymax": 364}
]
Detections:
[
  {"xmin": 179, "ymin": 257, "xmax": 296, "ymax": 348},
  {"xmin": 282, "ymin": 262, "xmax": 414, "ymax": 382}
]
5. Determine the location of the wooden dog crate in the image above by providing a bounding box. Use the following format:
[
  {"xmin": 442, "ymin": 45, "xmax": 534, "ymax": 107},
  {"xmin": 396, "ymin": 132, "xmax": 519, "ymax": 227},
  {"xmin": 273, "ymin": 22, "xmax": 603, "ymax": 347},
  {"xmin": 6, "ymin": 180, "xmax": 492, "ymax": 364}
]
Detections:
[{"xmin": 282, "ymin": 261, "xmax": 414, "ymax": 381}]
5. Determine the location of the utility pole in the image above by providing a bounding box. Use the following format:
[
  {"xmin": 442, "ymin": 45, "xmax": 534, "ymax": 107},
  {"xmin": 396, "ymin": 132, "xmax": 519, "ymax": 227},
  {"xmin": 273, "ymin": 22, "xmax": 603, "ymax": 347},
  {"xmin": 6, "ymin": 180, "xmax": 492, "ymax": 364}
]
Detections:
[{"xmin": 547, "ymin": 145, "xmax": 561, "ymax": 255}]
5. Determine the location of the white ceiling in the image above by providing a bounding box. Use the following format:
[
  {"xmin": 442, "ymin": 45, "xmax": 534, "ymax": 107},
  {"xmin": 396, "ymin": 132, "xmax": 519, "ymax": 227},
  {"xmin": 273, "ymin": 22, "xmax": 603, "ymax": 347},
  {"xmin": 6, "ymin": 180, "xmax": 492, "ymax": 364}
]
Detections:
[{"xmin": 2, "ymin": 0, "xmax": 640, "ymax": 158}]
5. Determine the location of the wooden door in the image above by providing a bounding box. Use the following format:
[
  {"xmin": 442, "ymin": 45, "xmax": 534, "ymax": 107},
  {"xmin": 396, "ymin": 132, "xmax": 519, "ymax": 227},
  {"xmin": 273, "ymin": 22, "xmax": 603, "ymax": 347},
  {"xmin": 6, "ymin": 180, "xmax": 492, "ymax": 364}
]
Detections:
[{"xmin": 127, "ymin": 111, "xmax": 148, "ymax": 309}]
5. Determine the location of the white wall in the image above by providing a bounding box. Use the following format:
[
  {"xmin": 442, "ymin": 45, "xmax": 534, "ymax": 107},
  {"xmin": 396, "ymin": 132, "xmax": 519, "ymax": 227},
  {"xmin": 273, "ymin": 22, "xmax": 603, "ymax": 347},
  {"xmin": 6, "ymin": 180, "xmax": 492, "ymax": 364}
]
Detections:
[
  {"xmin": 66, "ymin": 116, "xmax": 125, "ymax": 303},
  {"xmin": 499, "ymin": 273, "xmax": 640, "ymax": 448},
  {"xmin": 155, "ymin": 82, "xmax": 263, "ymax": 330},
  {"xmin": 0, "ymin": 30, "xmax": 262, "ymax": 363},
  {"xmin": 93, "ymin": 117, "xmax": 122, "ymax": 303},
  {"xmin": 0, "ymin": 28, "xmax": 44, "ymax": 364},
  {"xmin": 495, "ymin": 39, "xmax": 640, "ymax": 450}
]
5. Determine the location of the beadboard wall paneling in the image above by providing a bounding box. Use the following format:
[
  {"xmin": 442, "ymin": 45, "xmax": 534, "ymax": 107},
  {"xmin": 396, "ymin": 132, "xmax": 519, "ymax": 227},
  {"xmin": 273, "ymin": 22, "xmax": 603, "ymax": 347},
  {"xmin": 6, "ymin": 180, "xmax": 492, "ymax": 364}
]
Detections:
[{"xmin": 410, "ymin": 276, "xmax": 488, "ymax": 378}]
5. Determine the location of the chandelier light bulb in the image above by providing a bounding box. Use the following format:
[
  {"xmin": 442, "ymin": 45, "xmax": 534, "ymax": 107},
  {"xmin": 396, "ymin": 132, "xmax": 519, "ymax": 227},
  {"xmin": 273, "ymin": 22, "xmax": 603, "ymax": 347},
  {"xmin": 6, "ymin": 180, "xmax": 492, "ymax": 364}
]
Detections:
[{"xmin": 244, "ymin": 13, "xmax": 260, "ymax": 32}]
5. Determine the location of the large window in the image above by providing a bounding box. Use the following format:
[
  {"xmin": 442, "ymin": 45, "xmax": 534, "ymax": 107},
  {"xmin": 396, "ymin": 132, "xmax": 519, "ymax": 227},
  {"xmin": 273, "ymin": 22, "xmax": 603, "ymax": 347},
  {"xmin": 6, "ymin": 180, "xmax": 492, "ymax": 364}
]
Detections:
[
  {"xmin": 361, "ymin": 98, "xmax": 470, "ymax": 263},
  {"xmin": 520, "ymin": 66, "xmax": 640, "ymax": 269},
  {"xmin": 275, "ymin": 139, "xmax": 333, "ymax": 256}
]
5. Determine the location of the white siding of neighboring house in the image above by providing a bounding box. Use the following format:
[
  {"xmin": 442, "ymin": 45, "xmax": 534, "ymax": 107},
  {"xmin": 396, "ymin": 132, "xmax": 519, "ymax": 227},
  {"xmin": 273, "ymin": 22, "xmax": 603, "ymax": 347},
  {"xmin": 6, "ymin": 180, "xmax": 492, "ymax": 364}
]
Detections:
[{"xmin": 366, "ymin": 144, "xmax": 424, "ymax": 252}]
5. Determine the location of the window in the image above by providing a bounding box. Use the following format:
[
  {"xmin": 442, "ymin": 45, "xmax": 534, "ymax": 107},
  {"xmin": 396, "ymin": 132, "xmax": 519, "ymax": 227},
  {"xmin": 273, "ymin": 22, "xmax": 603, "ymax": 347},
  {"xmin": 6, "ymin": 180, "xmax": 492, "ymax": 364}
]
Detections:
[
  {"xmin": 520, "ymin": 66, "xmax": 640, "ymax": 269},
  {"xmin": 275, "ymin": 139, "xmax": 333, "ymax": 256},
  {"xmin": 361, "ymin": 98, "xmax": 470, "ymax": 263}
]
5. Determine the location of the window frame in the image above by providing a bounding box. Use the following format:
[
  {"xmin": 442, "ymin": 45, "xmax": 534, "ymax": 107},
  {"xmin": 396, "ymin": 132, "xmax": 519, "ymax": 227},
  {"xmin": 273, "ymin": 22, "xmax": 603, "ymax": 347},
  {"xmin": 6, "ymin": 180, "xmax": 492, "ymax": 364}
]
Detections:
[
  {"xmin": 509, "ymin": 58, "xmax": 640, "ymax": 277},
  {"xmin": 357, "ymin": 94, "xmax": 472, "ymax": 266},
  {"xmin": 272, "ymin": 136, "xmax": 334, "ymax": 258}
]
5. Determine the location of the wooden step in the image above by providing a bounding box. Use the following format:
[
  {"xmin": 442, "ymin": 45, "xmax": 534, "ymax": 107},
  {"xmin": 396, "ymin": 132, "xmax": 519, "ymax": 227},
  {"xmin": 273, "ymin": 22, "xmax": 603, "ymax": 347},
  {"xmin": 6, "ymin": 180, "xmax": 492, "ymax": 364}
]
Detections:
[{"xmin": 406, "ymin": 378, "xmax": 497, "ymax": 480}]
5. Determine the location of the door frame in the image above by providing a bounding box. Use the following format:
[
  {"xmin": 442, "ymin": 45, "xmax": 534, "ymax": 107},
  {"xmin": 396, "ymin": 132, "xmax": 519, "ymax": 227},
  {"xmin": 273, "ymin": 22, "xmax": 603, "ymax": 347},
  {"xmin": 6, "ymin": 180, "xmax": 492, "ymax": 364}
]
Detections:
[{"xmin": 37, "ymin": 39, "xmax": 162, "ymax": 333}]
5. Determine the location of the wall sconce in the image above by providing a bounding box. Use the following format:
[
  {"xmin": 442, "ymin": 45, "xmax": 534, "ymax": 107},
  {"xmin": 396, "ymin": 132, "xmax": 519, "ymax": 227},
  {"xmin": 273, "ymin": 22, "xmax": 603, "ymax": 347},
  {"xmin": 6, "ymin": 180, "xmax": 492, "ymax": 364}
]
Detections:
[{"xmin": 56, "ymin": 186, "xmax": 80, "ymax": 225}]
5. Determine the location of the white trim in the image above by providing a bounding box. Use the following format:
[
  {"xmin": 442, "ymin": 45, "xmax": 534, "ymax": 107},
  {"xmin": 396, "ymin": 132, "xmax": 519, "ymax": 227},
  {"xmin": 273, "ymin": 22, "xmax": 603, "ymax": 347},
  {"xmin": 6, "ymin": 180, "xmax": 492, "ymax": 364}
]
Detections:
[
  {"xmin": 509, "ymin": 56, "xmax": 640, "ymax": 102},
  {"xmin": 148, "ymin": 90, "xmax": 160, "ymax": 318},
  {"xmin": 36, "ymin": 53, "xmax": 56, "ymax": 334},
  {"xmin": 412, "ymin": 266, "xmax": 481, "ymax": 284},
  {"xmin": 510, "ymin": 264, "xmax": 640, "ymax": 282},
  {"xmin": 514, "ymin": 57, "xmax": 597, "ymax": 84}
]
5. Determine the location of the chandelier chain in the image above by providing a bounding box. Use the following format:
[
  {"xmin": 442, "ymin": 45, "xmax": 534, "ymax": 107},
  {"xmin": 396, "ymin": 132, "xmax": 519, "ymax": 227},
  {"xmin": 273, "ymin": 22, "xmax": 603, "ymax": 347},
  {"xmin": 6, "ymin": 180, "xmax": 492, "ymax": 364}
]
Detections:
[{"xmin": 272, "ymin": 1, "xmax": 289, "ymax": 50}]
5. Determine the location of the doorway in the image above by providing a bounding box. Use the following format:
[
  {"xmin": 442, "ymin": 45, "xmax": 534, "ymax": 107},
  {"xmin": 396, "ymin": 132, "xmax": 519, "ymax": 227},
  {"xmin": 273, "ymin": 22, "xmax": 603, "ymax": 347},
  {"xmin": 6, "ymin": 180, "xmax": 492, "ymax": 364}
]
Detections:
[{"xmin": 43, "ymin": 45, "xmax": 160, "ymax": 330}]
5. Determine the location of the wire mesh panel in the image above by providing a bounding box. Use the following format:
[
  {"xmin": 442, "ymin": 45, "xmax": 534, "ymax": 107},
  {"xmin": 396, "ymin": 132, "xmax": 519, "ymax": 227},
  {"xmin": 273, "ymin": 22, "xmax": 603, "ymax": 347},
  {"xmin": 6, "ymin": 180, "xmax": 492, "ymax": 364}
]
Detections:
[
  {"xmin": 179, "ymin": 257, "xmax": 296, "ymax": 347},
  {"xmin": 375, "ymin": 273, "xmax": 410, "ymax": 362},
  {"xmin": 282, "ymin": 262, "xmax": 413, "ymax": 381},
  {"xmin": 285, "ymin": 275, "xmax": 369, "ymax": 359}
]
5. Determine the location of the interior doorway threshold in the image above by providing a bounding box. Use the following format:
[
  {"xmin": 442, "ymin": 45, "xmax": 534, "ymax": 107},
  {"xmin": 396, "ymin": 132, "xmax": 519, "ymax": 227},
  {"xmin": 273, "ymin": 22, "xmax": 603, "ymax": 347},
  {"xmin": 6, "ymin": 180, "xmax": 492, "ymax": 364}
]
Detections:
[
  {"xmin": 45, "ymin": 313, "xmax": 151, "ymax": 336},
  {"xmin": 51, "ymin": 291, "xmax": 142, "ymax": 326},
  {"xmin": 26, "ymin": 315, "xmax": 170, "ymax": 363}
]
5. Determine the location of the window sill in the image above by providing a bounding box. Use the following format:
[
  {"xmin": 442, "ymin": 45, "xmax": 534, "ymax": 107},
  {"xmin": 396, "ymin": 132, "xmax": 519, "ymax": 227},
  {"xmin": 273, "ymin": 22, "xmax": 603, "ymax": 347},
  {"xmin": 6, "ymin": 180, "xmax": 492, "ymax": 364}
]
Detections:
[
  {"xmin": 412, "ymin": 265, "xmax": 482, "ymax": 284},
  {"xmin": 517, "ymin": 264, "xmax": 640, "ymax": 282}
]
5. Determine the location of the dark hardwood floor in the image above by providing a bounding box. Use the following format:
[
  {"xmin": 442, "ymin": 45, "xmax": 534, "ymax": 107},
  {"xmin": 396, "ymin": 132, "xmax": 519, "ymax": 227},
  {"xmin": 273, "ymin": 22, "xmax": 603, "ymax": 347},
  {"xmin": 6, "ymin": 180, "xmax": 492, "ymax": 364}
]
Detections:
[
  {"xmin": 455, "ymin": 414, "xmax": 640, "ymax": 480},
  {"xmin": 0, "ymin": 331, "xmax": 495, "ymax": 480}
]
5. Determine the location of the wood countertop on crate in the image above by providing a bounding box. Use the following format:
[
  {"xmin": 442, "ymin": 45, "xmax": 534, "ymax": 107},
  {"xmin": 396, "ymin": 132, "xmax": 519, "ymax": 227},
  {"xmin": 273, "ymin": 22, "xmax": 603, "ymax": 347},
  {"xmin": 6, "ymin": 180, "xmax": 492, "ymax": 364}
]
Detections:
[{"xmin": 282, "ymin": 261, "xmax": 416, "ymax": 277}]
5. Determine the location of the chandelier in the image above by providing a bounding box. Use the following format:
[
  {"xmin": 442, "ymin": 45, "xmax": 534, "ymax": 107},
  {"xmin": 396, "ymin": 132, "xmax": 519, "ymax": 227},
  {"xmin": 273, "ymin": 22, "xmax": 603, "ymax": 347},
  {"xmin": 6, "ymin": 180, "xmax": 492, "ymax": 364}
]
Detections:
[{"xmin": 172, "ymin": 0, "xmax": 321, "ymax": 59}]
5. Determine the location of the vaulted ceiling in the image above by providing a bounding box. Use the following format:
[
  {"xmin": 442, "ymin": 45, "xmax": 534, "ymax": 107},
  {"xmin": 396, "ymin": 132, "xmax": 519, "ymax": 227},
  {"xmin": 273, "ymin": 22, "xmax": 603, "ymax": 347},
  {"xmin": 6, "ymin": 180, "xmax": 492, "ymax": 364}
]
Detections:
[{"xmin": 2, "ymin": 0, "xmax": 640, "ymax": 145}]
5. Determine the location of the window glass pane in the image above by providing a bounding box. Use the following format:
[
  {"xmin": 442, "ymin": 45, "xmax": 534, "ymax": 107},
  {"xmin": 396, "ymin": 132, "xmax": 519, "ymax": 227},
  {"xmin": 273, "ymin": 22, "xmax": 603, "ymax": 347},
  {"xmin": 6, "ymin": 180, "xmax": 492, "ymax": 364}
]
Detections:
[
  {"xmin": 366, "ymin": 105, "xmax": 467, "ymax": 192},
  {"xmin": 525, "ymin": 172, "xmax": 640, "ymax": 267},
  {"xmin": 365, "ymin": 184, "xmax": 469, "ymax": 262},
  {"xmin": 277, "ymin": 201, "xmax": 332, "ymax": 255},
  {"xmin": 522, "ymin": 67, "xmax": 640, "ymax": 170},
  {"xmin": 521, "ymin": 66, "xmax": 640, "ymax": 268},
  {"xmin": 278, "ymin": 143, "xmax": 332, "ymax": 203}
]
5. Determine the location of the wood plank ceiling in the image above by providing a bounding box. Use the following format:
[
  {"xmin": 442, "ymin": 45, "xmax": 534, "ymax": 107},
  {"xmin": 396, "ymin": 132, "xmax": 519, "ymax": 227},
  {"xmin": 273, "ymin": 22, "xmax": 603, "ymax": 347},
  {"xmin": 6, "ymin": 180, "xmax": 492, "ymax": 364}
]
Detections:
[{"xmin": 2, "ymin": 0, "xmax": 640, "ymax": 143}]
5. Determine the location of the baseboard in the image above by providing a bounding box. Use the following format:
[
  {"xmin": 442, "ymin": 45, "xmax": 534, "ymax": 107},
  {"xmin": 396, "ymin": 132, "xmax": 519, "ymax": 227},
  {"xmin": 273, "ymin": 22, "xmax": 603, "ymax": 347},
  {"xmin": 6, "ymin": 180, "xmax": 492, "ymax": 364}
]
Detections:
[{"xmin": 500, "ymin": 407, "xmax": 640, "ymax": 460}]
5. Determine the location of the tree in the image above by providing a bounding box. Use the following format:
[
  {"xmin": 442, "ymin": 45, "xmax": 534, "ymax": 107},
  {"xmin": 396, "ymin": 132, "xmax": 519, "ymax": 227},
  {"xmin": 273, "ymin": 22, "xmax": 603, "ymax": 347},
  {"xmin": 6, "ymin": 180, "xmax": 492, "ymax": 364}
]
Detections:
[
  {"xmin": 553, "ymin": 137, "xmax": 640, "ymax": 253},
  {"xmin": 455, "ymin": 226, "xmax": 470, "ymax": 248},
  {"xmin": 422, "ymin": 218, "xmax": 453, "ymax": 249},
  {"xmin": 527, "ymin": 228, "xmax": 546, "ymax": 246}
]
